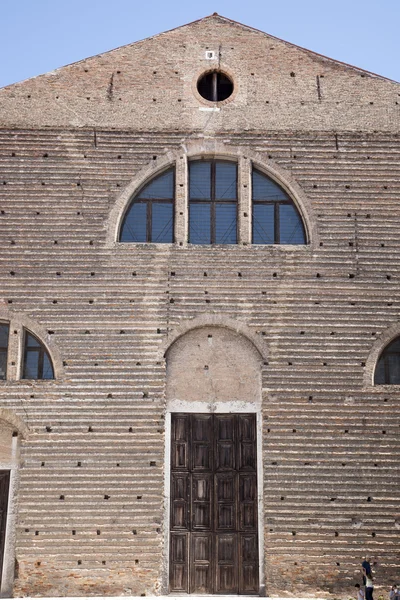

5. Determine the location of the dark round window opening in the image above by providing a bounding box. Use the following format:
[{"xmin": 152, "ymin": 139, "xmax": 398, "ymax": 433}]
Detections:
[{"xmin": 197, "ymin": 71, "xmax": 234, "ymax": 102}]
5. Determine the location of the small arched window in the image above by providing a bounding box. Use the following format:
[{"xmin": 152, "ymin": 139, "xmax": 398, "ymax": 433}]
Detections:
[
  {"xmin": 0, "ymin": 323, "xmax": 9, "ymax": 380},
  {"xmin": 189, "ymin": 160, "xmax": 237, "ymax": 244},
  {"xmin": 119, "ymin": 168, "xmax": 174, "ymax": 243},
  {"xmin": 22, "ymin": 330, "xmax": 54, "ymax": 380},
  {"xmin": 374, "ymin": 337, "xmax": 400, "ymax": 384},
  {"xmin": 252, "ymin": 169, "xmax": 306, "ymax": 244}
]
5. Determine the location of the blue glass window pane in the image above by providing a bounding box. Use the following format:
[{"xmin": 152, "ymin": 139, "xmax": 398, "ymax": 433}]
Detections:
[
  {"xmin": 43, "ymin": 353, "xmax": 54, "ymax": 379},
  {"xmin": 252, "ymin": 171, "xmax": 288, "ymax": 201},
  {"xmin": 215, "ymin": 203, "xmax": 237, "ymax": 244},
  {"xmin": 152, "ymin": 202, "xmax": 173, "ymax": 243},
  {"xmin": 385, "ymin": 338, "xmax": 400, "ymax": 353},
  {"xmin": 190, "ymin": 203, "xmax": 211, "ymax": 244},
  {"xmin": 138, "ymin": 169, "xmax": 173, "ymax": 199},
  {"xmin": 374, "ymin": 358, "xmax": 385, "ymax": 384},
  {"xmin": 26, "ymin": 333, "xmax": 41, "ymax": 347},
  {"xmin": 388, "ymin": 355, "xmax": 400, "ymax": 384},
  {"xmin": 24, "ymin": 350, "xmax": 39, "ymax": 379},
  {"xmin": 120, "ymin": 203, "xmax": 147, "ymax": 242},
  {"xmin": 0, "ymin": 324, "xmax": 9, "ymax": 347},
  {"xmin": 0, "ymin": 350, "xmax": 7, "ymax": 380},
  {"xmin": 253, "ymin": 204, "xmax": 274, "ymax": 244},
  {"xmin": 280, "ymin": 204, "xmax": 306, "ymax": 244},
  {"xmin": 190, "ymin": 162, "xmax": 211, "ymax": 199},
  {"xmin": 215, "ymin": 163, "xmax": 237, "ymax": 199}
]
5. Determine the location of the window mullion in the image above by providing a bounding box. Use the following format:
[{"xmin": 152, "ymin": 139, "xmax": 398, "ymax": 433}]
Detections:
[
  {"xmin": 211, "ymin": 161, "xmax": 216, "ymax": 243},
  {"xmin": 175, "ymin": 155, "xmax": 187, "ymax": 245},
  {"xmin": 147, "ymin": 201, "xmax": 152, "ymax": 243},
  {"xmin": 212, "ymin": 72, "xmax": 218, "ymax": 102},
  {"xmin": 38, "ymin": 347, "xmax": 44, "ymax": 379},
  {"xmin": 275, "ymin": 203, "xmax": 280, "ymax": 244},
  {"xmin": 238, "ymin": 156, "xmax": 251, "ymax": 244}
]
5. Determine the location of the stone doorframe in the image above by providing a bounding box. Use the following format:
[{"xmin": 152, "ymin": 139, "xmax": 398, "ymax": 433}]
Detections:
[
  {"xmin": 162, "ymin": 400, "xmax": 265, "ymax": 596},
  {"xmin": 0, "ymin": 409, "xmax": 28, "ymax": 598}
]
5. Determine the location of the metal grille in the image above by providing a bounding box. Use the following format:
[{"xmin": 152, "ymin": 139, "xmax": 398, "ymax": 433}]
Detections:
[
  {"xmin": 189, "ymin": 160, "xmax": 237, "ymax": 245},
  {"xmin": 252, "ymin": 169, "xmax": 306, "ymax": 244},
  {"xmin": 120, "ymin": 169, "xmax": 174, "ymax": 243}
]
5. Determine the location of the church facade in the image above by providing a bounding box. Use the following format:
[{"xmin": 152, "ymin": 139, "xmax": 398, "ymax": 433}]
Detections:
[{"xmin": 0, "ymin": 14, "xmax": 399, "ymax": 598}]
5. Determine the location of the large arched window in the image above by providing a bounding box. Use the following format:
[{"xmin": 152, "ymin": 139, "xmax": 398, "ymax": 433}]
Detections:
[
  {"xmin": 22, "ymin": 330, "xmax": 54, "ymax": 380},
  {"xmin": 189, "ymin": 160, "xmax": 237, "ymax": 244},
  {"xmin": 115, "ymin": 158, "xmax": 309, "ymax": 246},
  {"xmin": 252, "ymin": 169, "xmax": 306, "ymax": 244},
  {"xmin": 374, "ymin": 337, "xmax": 400, "ymax": 384},
  {"xmin": 120, "ymin": 168, "xmax": 174, "ymax": 243}
]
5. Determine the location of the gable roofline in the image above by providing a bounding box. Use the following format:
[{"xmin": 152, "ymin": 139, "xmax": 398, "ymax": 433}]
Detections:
[
  {"xmin": 207, "ymin": 14, "xmax": 397, "ymax": 84},
  {"xmin": 1, "ymin": 12, "xmax": 397, "ymax": 90}
]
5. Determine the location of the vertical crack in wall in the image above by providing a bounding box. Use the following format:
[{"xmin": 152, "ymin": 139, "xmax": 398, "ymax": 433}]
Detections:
[{"xmin": 107, "ymin": 73, "xmax": 114, "ymax": 102}]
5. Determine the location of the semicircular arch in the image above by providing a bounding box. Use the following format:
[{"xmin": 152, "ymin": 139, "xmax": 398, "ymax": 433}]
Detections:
[
  {"xmin": 364, "ymin": 322, "xmax": 400, "ymax": 387},
  {"xmin": 159, "ymin": 314, "xmax": 267, "ymax": 361},
  {"xmin": 0, "ymin": 408, "xmax": 29, "ymax": 439},
  {"xmin": 0, "ymin": 307, "xmax": 64, "ymax": 381}
]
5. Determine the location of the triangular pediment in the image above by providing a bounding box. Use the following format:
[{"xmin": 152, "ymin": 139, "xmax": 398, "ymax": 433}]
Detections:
[{"xmin": 0, "ymin": 14, "xmax": 398, "ymax": 131}]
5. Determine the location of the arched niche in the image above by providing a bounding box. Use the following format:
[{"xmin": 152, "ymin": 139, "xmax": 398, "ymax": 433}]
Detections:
[{"xmin": 165, "ymin": 325, "xmax": 263, "ymax": 406}]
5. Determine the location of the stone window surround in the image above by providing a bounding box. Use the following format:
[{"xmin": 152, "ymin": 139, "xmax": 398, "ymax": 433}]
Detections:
[
  {"xmin": 106, "ymin": 141, "xmax": 319, "ymax": 249},
  {"xmin": 364, "ymin": 322, "xmax": 400, "ymax": 389},
  {"xmin": 0, "ymin": 308, "xmax": 62, "ymax": 383}
]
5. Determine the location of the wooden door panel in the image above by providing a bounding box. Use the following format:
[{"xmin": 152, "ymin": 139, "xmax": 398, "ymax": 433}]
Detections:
[
  {"xmin": 239, "ymin": 473, "xmax": 257, "ymax": 529},
  {"xmin": 216, "ymin": 473, "xmax": 235, "ymax": 501},
  {"xmin": 192, "ymin": 564, "xmax": 212, "ymax": 594},
  {"xmin": 216, "ymin": 534, "xmax": 238, "ymax": 593},
  {"xmin": 217, "ymin": 503, "xmax": 235, "ymax": 530},
  {"xmin": 171, "ymin": 415, "xmax": 189, "ymax": 470},
  {"xmin": 239, "ymin": 534, "xmax": 259, "ymax": 593},
  {"xmin": 192, "ymin": 474, "xmax": 212, "ymax": 501},
  {"xmin": 193, "ymin": 444, "xmax": 212, "ymax": 470},
  {"xmin": 0, "ymin": 471, "xmax": 10, "ymax": 591},
  {"xmin": 192, "ymin": 533, "xmax": 212, "ymax": 561},
  {"xmin": 216, "ymin": 415, "xmax": 235, "ymax": 441},
  {"xmin": 170, "ymin": 563, "xmax": 188, "ymax": 593},
  {"xmin": 192, "ymin": 415, "xmax": 212, "ymax": 441},
  {"xmin": 170, "ymin": 414, "xmax": 259, "ymax": 595},
  {"xmin": 216, "ymin": 442, "xmax": 235, "ymax": 470},
  {"xmin": 171, "ymin": 473, "xmax": 189, "ymax": 529}
]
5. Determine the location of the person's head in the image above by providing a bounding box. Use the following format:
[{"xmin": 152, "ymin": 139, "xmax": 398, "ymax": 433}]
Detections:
[
  {"xmin": 364, "ymin": 555, "xmax": 370, "ymax": 561},
  {"xmin": 355, "ymin": 584, "xmax": 361, "ymax": 589}
]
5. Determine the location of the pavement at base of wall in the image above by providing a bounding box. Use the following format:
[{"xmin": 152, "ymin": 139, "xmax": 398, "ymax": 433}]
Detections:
[{"xmin": 12, "ymin": 597, "xmax": 328, "ymax": 600}]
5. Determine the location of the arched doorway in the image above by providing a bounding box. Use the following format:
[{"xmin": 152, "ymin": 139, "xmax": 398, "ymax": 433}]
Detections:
[{"xmin": 164, "ymin": 324, "xmax": 265, "ymax": 595}]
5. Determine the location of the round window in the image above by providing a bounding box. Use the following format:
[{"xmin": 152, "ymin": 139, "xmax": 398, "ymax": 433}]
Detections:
[{"xmin": 197, "ymin": 71, "xmax": 234, "ymax": 102}]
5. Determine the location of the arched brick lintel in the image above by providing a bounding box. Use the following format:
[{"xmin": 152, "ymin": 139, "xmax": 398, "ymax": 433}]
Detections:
[
  {"xmin": 158, "ymin": 314, "xmax": 268, "ymax": 362},
  {"xmin": 0, "ymin": 408, "xmax": 29, "ymax": 439}
]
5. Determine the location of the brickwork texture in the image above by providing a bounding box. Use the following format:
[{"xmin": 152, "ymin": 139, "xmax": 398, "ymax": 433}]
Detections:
[{"xmin": 0, "ymin": 14, "xmax": 399, "ymax": 599}]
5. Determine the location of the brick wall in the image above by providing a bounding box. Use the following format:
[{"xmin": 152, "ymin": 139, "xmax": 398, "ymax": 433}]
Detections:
[{"xmin": 0, "ymin": 14, "xmax": 399, "ymax": 598}]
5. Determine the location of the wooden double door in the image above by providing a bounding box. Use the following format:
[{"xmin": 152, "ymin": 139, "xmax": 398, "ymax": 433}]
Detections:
[
  {"xmin": 0, "ymin": 471, "xmax": 10, "ymax": 589},
  {"xmin": 170, "ymin": 413, "xmax": 259, "ymax": 595}
]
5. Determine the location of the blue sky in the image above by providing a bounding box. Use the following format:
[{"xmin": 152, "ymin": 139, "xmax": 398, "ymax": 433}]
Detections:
[{"xmin": 1, "ymin": 0, "xmax": 399, "ymax": 88}]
